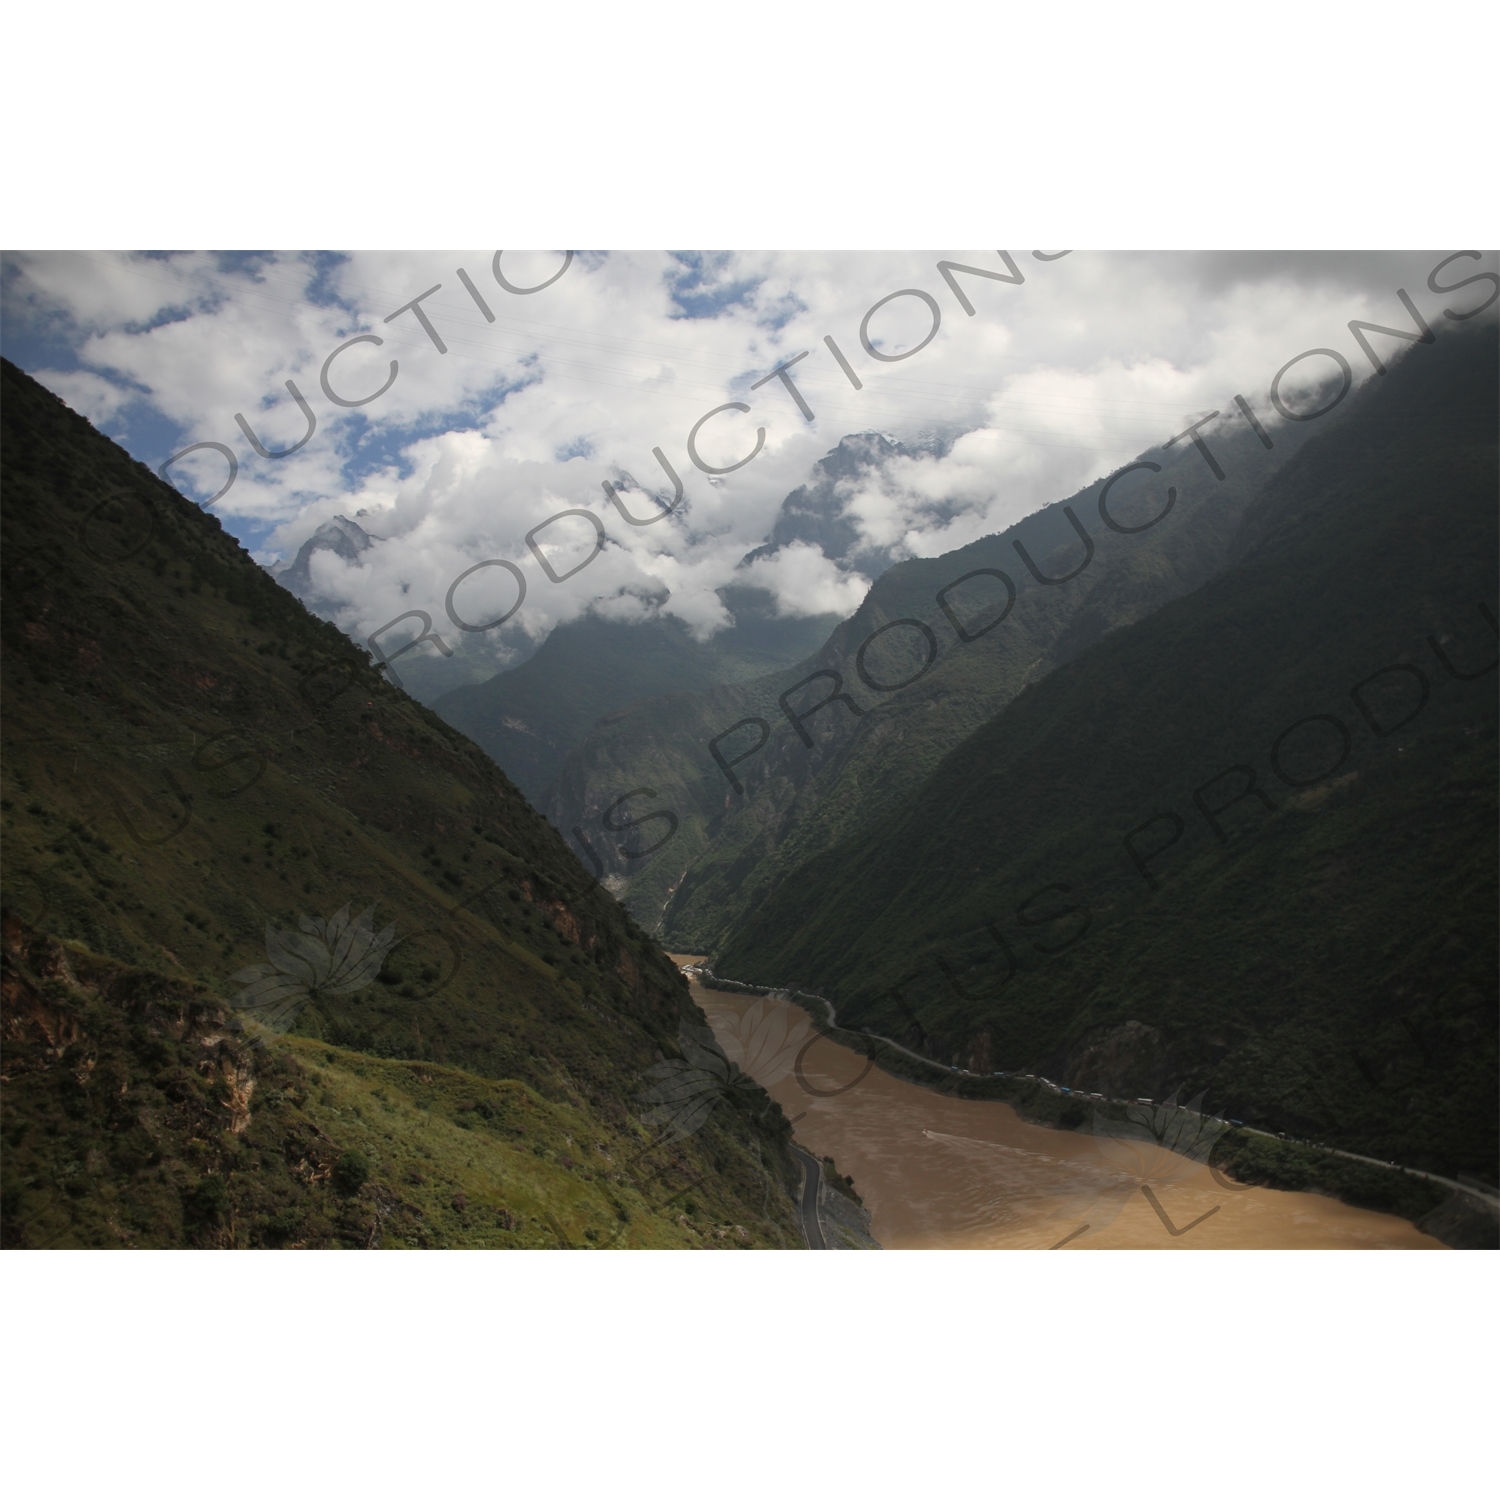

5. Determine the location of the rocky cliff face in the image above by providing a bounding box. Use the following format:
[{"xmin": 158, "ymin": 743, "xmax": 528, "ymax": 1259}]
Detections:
[
  {"xmin": 3, "ymin": 915, "xmax": 316, "ymax": 1248},
  {"xmin": 1063, "ymin": 1020, "xmax": 1175, "ymax": 1102}
]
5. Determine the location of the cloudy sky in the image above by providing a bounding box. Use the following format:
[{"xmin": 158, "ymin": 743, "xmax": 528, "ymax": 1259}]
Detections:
[{"xmin": 4, "ymin": 248, "xmax": 1493, "ymax": 684}]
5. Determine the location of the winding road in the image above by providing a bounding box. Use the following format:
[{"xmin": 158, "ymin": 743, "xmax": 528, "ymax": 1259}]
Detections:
[
  {"xmin": 700, "ymin": 967, "xmax": 1500, "ymax": 1216},
  {"xmin": 790, "ymin": 1144, "xmax": 826, "ymax": 1249}
]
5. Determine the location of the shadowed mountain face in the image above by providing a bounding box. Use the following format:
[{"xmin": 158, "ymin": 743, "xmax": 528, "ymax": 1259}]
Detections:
[
  {"xmin": 0, "ymin": 359, "xmax": 808, "ymax": 1249},
  {"xmin": 430, "ymin": 590, "xmax": 840, "ymax": 806},
  {"xmin": 544, "ymin": 393, "xmax": 1334, "ymax": 942},
  {"xmin": 715, "ymin": 320, "xmax": 1499, "ymax": 1182}
]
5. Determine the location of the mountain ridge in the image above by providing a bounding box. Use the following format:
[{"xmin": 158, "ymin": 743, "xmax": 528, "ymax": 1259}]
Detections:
[
  {"xmin": 545, "ymin": 393, "xmax": 1336, "ymax": 944},
  {"xmin": 712, "ymin": 319, "xmax": 1499, "ymax": 1185},
  {"xmin": 432, "ymin": 591, "xmax": 840, "ymax": 805},
  {"xmin": 0, "ymin": 356, "xmax": 816, "ymax": 1249}
]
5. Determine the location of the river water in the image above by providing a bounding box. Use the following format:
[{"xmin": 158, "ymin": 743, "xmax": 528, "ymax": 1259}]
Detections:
[{"xmin": 681, "ymin": 970, "xmax": 1443, "ymax": 1250}]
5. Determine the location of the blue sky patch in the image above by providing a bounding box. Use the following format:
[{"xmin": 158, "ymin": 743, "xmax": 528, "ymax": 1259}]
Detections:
[
  {"xmin": 756, "ymin": 287, "xmax": 806, "ymax": 331},
  {"xmin": 302, "ymin": 251, "xmax": 356, "ymax": 309},
  {"xmin": 666, "ymin": 251, "xmax": 761, "ymax": 320}
]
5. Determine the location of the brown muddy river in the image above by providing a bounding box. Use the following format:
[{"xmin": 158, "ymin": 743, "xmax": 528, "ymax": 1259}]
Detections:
[{"xmin": 681, "ymin": 969, "xmax": 1443, "ymax": 1250}]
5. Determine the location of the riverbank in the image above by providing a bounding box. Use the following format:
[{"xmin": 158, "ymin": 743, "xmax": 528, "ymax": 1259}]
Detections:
[{"xmin": 685, "ymin": 964, "xmax": 1494, "ymax": 1248}]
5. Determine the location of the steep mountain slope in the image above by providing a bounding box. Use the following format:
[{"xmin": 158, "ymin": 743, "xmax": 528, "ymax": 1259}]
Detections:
[
  {"xmin": 547, "ymin": 401, "xmax": 1333, "ymax": 943},
  {"xmin": 0, "ymin": 358, "xmax": 809, "ymax": 1249},
  {"xmin": 432, "ymin": 592, "xmax": 838, "ymax": 805},
  {"xmin": 2, "ymin": 918, "xmax": 746, "ymax": 1249},
  {"xmin": 715, "ymin": 321, "xmax": 1499, "ymax": 1182}
]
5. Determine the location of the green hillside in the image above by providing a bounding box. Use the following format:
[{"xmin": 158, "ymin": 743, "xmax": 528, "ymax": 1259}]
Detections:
[
  {"xmin": 714, "ymin": 321, "xmax": 1499, "ymax": 1183},
  {"xmin": 0, "ymin": 358, "xmax": 808, "ymax": 1249},
  {"xmin": 548, "ymin": 388, "xmax": 1333, "ymax": 943},
  {"xmin": 432, "ymin": 593, "xmax": 838, "ymax": 805},
  {"xmin": 3, "ymin": 919, "xmax": 764, "ymax": 1248}
]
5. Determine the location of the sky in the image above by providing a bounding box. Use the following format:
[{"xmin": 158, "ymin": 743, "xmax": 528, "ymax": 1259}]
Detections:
[{"xmin": 4, "ymin": 247, "xmax": 1494, "ymax": 683}]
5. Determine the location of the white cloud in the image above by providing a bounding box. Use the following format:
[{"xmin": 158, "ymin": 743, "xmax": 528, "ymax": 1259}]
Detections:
[
  {"xmin": 33, "ymin": 366, "xmax": 133, "ymax": 425},
  {"xmin": 741, "ymin": 542, "xmax": 873, "ymax": 620},
  {"xmin": 6, "ymin": 247, "xmax": 1490, "ymax": 678}
]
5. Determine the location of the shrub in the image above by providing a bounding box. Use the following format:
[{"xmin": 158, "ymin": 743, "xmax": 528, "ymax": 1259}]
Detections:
[
  {"xmin": 187, "ymin": 1175, "xmax": 228, "ymax": 1221},
  {"xmin": 258, "ymin": 1207, "xmax": 304, "ymax": 1246},
  {"xmin": 332, "ymin": 1150, "xmax": 370, "ymax": 1195}
]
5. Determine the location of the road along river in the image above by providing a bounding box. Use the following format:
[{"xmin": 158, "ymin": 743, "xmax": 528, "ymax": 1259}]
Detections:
[{"xmin": 681, "ymin": 971, "xmax": 1444, "ymax": 1250}]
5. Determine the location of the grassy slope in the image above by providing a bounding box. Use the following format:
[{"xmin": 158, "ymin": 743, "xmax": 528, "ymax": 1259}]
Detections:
[
  {"xmin": 3, "ymin": 921, "xmax": 756, "ymax": 1248},
  {"xmin": 0, "ymin": 358, "xmax": 805, "ymax": 1248},
  {"xmin": 714, "ymin": 322, "xmax": 1499, "ymax": 1182},
  {"xmin": 547, "ymin": 412, "xmax": 1331, "ymax": 939}
]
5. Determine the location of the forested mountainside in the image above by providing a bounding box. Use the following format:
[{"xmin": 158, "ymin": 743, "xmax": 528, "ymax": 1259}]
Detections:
[
  {"xmin": 547, "ymin": 389, "xmax": 1335, "ymax": 943},
  {"xmin": 432, "ymin": 594, "xmax": 839, "ymax": 805},
  {"xmin": 0, "ymin": 358, "xmax": 808, "ymax": 1249},
  {"xmin": 716, "ymin": 320, "xmax": 1499, "ymax": 1183}
]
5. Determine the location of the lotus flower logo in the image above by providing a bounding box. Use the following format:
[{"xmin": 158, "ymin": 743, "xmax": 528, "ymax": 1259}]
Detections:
[
  {"xmin": 633, "ymin": 1021, "xmax": 769, "ymax": 1142},
  {"xmin": 713, "ymin": 997, "xmax": 813, "ymax": 1088},
  {"xmin": 229, "ymin": 903, "xmax": 396, "ymax": 1032},
  {"xmin": 1050, "ymin": 1090, "xmax": 1231, "ymax": 1243}
]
